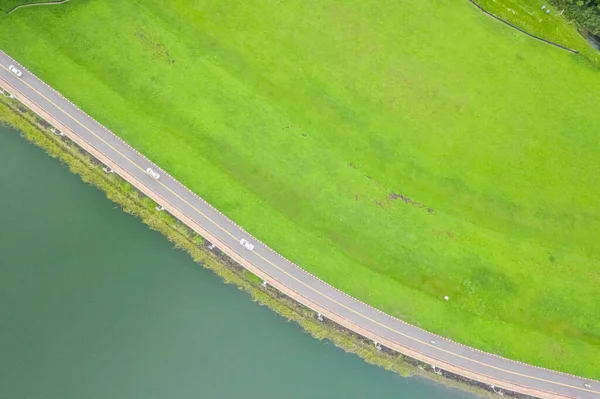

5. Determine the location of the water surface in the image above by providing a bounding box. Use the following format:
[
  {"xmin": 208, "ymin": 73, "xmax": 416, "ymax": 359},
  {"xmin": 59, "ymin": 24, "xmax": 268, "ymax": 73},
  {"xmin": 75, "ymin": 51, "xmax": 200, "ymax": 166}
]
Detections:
[{"xmin": 0, "ymin": 125, "xmax": 478, "ymax": 399}]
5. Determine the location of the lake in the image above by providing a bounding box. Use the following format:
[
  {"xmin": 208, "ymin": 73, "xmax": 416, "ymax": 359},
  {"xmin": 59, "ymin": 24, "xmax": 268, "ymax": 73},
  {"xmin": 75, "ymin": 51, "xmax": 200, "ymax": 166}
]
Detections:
[{"xmin": 0, "ymin": 125, "xmax": 478, "ymax": 399}]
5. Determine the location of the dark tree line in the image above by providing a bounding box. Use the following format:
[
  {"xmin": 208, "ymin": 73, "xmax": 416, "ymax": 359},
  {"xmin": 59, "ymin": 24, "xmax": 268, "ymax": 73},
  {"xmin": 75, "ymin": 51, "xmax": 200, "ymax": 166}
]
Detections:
[{"xmin": 550, "ymin": 0, "xmax": 600, "ymax": 36}]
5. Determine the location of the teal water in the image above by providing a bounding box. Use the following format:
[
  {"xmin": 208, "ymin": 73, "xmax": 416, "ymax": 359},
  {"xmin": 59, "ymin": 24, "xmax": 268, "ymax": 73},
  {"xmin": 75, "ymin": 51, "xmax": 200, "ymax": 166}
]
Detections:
[{"xmin": 0, "ymin": 125, "xmax": 478, "ymax": 399}]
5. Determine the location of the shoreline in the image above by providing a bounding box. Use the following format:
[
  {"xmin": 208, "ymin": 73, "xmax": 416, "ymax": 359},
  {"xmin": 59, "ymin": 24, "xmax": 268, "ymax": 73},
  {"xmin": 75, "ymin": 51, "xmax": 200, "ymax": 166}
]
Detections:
[{"xmin": 0, "ymin": 91, "xmax": 529, "ymax": 399}]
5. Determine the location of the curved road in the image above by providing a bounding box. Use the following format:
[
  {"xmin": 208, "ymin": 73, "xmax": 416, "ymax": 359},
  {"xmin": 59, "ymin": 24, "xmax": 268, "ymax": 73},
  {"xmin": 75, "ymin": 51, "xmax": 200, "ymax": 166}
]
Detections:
[{"xmin": 1, "ymin": 51, "xmax": 598, "ymax": 399}]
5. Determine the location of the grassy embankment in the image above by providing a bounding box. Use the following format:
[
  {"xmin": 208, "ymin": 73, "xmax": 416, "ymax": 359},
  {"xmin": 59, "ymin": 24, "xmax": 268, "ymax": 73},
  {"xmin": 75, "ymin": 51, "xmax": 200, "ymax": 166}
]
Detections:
[
  {"xmin": 0, "ymin": 0, "xmax": 68, "ymax": 13},
  {"xmin": 1, "ymin": 0, "xmax": 598, "ymax": 378},
  {"xmin": 0, "ymin": 0, "xmax": 32, "ymax": 11},
  {"xmin": 475, "ymin": 0, "xmax": 600, "ymax": 65}
]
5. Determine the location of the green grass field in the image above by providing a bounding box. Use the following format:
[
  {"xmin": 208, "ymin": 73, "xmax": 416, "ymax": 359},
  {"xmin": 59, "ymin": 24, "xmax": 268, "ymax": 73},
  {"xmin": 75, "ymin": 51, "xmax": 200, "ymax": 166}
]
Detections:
[
  {"xmin": 476, "ymin": 0, "xmax": 600, "ymax": 65},
  {"xmin": 1, "ymin": 0, "xmax": 599, "ymax": 378},
  {"xmin": 0, "ymin": 0, "xmax": 66, "ymax": 13},
  {"xmin": 0, "ymin": 0, "xmax": 31, "ymax": 11}
]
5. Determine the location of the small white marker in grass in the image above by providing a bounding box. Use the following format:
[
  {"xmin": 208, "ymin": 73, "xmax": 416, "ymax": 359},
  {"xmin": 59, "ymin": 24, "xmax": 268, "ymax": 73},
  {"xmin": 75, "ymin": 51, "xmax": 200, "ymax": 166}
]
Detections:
[{"xmin": 444, "ymin": 296, "xmax": 449, "ymax": 301}]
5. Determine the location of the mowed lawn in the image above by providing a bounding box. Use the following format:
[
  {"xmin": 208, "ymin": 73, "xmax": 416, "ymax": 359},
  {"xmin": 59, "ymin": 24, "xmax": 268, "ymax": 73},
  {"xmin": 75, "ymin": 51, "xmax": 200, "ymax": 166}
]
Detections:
[
  {"xmin": 1, "ymin": 0, "xmax": 599, "ymax": 377},
  {"xmin": 476, "ymin": 0, "xmax": 600, "ymax": 66},
  {"xmin": 0, "ymin": 0, "xmax": 39, "ymax": 12}
]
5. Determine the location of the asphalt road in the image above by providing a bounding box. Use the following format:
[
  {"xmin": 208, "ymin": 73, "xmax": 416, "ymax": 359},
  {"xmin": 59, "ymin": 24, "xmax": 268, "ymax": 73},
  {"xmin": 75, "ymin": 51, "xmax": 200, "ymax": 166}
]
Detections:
[{"xmin": 1, "ymin": 50, "xmax": 598, "ymax": 399}]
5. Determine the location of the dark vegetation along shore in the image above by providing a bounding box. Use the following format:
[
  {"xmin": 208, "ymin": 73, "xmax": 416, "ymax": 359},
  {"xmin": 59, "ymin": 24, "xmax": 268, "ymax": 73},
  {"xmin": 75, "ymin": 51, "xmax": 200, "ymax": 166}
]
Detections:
[
  {"xmin": 549, "ymin": 0, "xmax": 600, "ymax": 36},
  {"xmin": 0, "ymin": 91, "xmax": 538, "ymax": 399}
]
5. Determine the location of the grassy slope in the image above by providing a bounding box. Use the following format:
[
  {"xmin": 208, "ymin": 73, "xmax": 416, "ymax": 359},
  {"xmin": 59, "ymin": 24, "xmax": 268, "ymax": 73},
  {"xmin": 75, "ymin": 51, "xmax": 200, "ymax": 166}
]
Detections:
[
  {"xmin": 476, "ymin": 0, "xmax": 600, "ymax": 65},
  {"xmin": 0, "ymin": 0, "xmax": 598, "ymax": 377},
  {"xmin": 0, "ymin": 1, "xmax": 28, "ymax": 12},
  {"xmin": 0, "ymin": 0, "xmax": 63, "ymax": 12}
]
